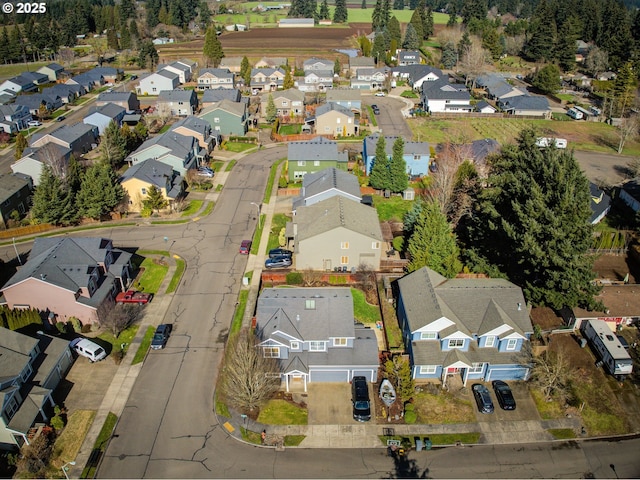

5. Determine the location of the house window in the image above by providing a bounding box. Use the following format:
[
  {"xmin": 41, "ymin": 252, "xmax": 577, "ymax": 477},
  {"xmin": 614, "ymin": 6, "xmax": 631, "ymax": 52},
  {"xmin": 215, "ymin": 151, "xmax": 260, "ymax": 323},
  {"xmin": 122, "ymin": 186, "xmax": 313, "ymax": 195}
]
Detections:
[
  {"xmin": 341, "ymin": 242, "xmax": 349, "ymax": 249},
  {"xmin": 215, "ymin": 126, "xmax": 220, "ymax": 131},
  {"xmin": 485, "ymin": 336, "xmax": 496, "ymax": 348},
  {"xmin": 290, "ymin": 341, "xmax": 300, "ymax": 350},
  {"xmin": 282, "ymin": 101, "xmax": 288, "ymax": 106},
  {"xmin": 372, "ymin": 241, "xmax": 380, "ymax": 249},
  {"xmin": 413, "ymin": 155, "xmax": 420, "ymax": 160},
  {"xmin": 309, "ymin": 341, "xmax": 326, "ymax": 352},
  {"xmin": 264, "ymin": 347, "xmax": 280, "ymax": 358},
  {"xmin": 469, "ymin": 362, "xmax": 484, "ymax": 374},
  {"xmin": 152, "ymin": 87, "xmax": 157, "ymax": 92},
  {"xmin": 420, "ymin": 332, "xmax": 437, "ymax": 340},
  {"xmin": 506, "ymin": 338, "xmax": 518, "ymax": 350},
  {"xmin": 141, "ymin": 188, "xmax": 147, "ymax": 195},
  {"xmin": 298, "ymin": 160, "xmax": 306, "ymax": 166},
  {"xmin": 419, "ymin": 365, "xmax": 437, "ymax": 374},
  {"xmin": 305, "ymin": 299, "xmax": 316, "ymax": 310},
  {"xmin": 333, "ymin": 338, "xmax": 347, "ymax": 346},
  {"xmin": 348, "ymin": 118, "xmax": 352, "ymax": 124},
  {"xmin": 336, "ymin": 118, "xmax": 341, "ymax": 123},
  {"xmin": 314, "ymin": 160, "xmax": 320, "ymax": 166},
  {"xmin": 214, "ymin": 118, "xmax": 220, "ymax": 123},
  {"xmin": 448, "ymin": 338, "xmax": 464, "ymax": 349},
  {"xmin": 340, "ymin": 256, "xmax": 348, "ymax": 265},
  {"xmin": 5, "ymin": 397, "xmax": 18, "ymax": 420}
]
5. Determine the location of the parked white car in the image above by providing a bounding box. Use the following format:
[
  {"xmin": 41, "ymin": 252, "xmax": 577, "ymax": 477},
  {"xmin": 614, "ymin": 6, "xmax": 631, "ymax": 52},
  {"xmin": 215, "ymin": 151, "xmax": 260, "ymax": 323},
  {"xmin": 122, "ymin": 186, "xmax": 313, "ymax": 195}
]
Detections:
[
  {"xmin": 27, "ymin": 120, "xmax": 42, "ymax": 127},
  {"xmin": 70, "ymin": 338, "xmax": 107, "ymax": 362}
]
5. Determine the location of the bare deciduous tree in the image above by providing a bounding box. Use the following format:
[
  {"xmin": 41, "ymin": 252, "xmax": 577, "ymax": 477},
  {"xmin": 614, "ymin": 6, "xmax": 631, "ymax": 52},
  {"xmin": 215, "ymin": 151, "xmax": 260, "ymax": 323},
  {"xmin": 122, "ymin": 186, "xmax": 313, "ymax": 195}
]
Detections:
[
  {"xmin": 38, "ymin": 142, "xmax": 69, "ymax": 180},
  {"xmin": 355, "ymin": 263, "xmax": 377, "ymax": 293},
  {"xmin": 529, "ymin": 349, "xmax": 573, "ymax": 402},
  {"xmin": 585, "ymin": 46, "xmax": 608, "ymax": 78},
  {"xmin": 426, "ymin": 141, "xmax": 471, "ymax": 215},
  {"xmin": 460, "ymin": 40, "xmax": 490, "ymax": 89},
  {"xmin": 99, "ymin": 303, "xmax": 141, "ymax": 337},
  {"xmin": 435, "ymin": 25, "xmax": 463, "ymax": 50},
  {"xmin": 617, "ymin": 115, "xmax": 640, "ymax": 154},
  {"xmin": 222, "ymin": 328, "xmax": 281, "ymax": 412},
  {"xmin": 302, "ymin": 268, "xmax": 323, "ymax": 287}
]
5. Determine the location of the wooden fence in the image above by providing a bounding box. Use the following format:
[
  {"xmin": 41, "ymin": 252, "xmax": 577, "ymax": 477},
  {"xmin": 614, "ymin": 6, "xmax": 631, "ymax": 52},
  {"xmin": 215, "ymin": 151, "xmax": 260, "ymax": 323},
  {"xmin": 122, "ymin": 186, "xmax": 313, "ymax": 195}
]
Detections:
[{"xmin": 0, "ymin": 223, "xmax": 55, "ymax": 239}]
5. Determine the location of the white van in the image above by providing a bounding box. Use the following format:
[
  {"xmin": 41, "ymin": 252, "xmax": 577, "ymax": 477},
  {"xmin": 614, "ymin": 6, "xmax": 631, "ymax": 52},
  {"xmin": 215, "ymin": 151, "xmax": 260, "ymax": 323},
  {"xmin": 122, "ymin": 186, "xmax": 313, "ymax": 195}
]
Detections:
[
  {"xmin": 567, "ymin": 107, "xmax": 584, "ymax": 120},
  {"xmin": 70, "ymin": 338, "xmax": 107, "ymax": 362},
  {"xmin": 535, "ymin": 137, "xmax": 568, "ymax": 149}
]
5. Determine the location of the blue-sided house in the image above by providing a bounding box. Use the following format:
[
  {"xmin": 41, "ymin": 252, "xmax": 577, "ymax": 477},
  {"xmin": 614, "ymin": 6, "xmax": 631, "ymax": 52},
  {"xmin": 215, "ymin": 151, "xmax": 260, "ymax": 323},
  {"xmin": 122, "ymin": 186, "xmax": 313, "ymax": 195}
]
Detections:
[
  {"xmin": 363, "ymin": 134, "xmax": 431, "ymax": 176},
  {"xmin": 396, "ymin": 267, "xmax": 533, "ymax": 386}
]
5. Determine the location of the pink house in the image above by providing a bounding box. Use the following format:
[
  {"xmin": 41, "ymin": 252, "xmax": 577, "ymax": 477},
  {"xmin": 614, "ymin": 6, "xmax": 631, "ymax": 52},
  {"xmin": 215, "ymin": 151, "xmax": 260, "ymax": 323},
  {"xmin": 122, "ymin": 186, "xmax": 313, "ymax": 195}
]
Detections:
[{"xmin": 1, "ymin": 237, "xmax": 134, "ymax": 325}]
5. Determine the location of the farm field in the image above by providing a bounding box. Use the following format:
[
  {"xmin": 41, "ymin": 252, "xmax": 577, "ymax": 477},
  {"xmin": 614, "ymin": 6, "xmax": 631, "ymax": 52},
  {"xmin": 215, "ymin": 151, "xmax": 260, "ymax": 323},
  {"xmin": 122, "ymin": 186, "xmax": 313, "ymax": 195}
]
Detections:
[{"xmin": 409, "ymin": 117, "xmax": 640, "ymax": 156}]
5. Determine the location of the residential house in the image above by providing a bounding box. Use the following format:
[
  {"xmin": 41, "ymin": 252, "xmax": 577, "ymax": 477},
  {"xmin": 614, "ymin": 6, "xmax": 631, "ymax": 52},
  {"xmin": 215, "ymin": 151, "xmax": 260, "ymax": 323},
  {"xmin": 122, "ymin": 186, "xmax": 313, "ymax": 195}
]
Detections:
[
  {"xmin": 199, "ymin": 99, "xmax": 248, "ymax": 136},
  {"xmin": 135, "ymin": 71, "xmax": 180, "ymax": 96},
  {"xmin": 396, "ymin": 267, "xmax": 534, "ymax": 384},
  {"xmin": 313, "ymin": 103, "xmax": 358, "ymax": 137},
  {"xmin": 219, "ymin": 56, "xmax": 243, "ymax": 73},
  {"xmin": 156, "ymin": 90, "xmax": 199, "ymax": 117},
  {"xmin": 589, "ymin": 182, "xmax": 611, "ymax": 224},
  {"xmin": 392, "ymin": 65, "xmax": 443, "ymax": 91},
  {"xmin": 289, "ymin": 195, "xmax": 383, "ymax": 271},
  {"xmin": 0, "ymin": 105, "xmax": 32, "ymax": 134},
  {"xmin": 363, "ymin": 134, "xmax": 431, "ymax": 176},
  {"xmin": 202, "ymin": 88, "xmax": 242, "ymax": 108},
  {"xmin": 303, "ymin": 58, "xmax": 334, "ymax": 71},
  {"xmin": 420, "ymin": 79, "xmax": 472, "ymax": 114},
  {"xmin": 0, "ymin": 91, "xmax": 16, "ymax": 105},
  {"xmin": 120, "ymin": 159, "xmax": 184, "ymax": 212},
  {"xmin": 83, "ymin": 103, "xmax": 126, "ymax": 135},
  {"xmin": 20, "ymin": 72, "xmax": 49, "ymax": 86},
  {"xmin": 11, "ymin": 144, "xmax": 72, "ymax": 186},
  {"xmin": 158, "ymin": 61, "xmax": 193, "ymax": 84},
  {"xmin": 350, "ymin": 68, "xmax": 387, "ymax": 90},
  {"xmin": 65, "ymin": 72, "xmax": 103, "ymax": 92},
  {"xmin": 37, "ymin": 63, "xmax": 65, "ymax": 82},
  {"xmin": 287, "ymin": 138, "xmax": 348, "ymax": 182},
  {"xmin": 95, "ymin": 92, "xmax": 140, "ymax": 113},
  {"xmin": 14, "ymin": 94, "xmax": 63, "ymax": 116},
  {"xmin": 465, "ymin": 138, "xmax": 501, "ymax": 177},
  {"xmin": 292, "ymin": 167, "xmax": 361, "ymax": 211},
  {"xmin": 197, "ymin": 68, "xmax": 235, "ymax": 90},
  {"xmin": 127, "ymin": 131, "xmax": 200, "ymax": 175},
  {"xmin": 476, "ymin": 100, "xmax": 497, "ymax": 114},
  {"xmin": 348, "ymin": 56, "xmax": 375, "ymax": 76},
  {"xmin": 278, "ymin": 18, "xmax": 314, "ymax": 27},
  {"xmin": 41, "ymin": 84, "xmax": 84, "ymax": 104},
  {"xmin": 250, "ymin": 68, "xmax": 286, "ymax": 92},
  {"xmin": 259, "ymin": 89, "xmax": 305, "ymax": 118},
  {"xmin": 0, "ymin": 328, "xmax": 74, "ymax": 448},
  {"xmin": 1, "ymin": 237, "xmax": 134, "ymax": 325},
  {"xmin": 476, "ymin": 74, "xmax": 526, "ymax": 101},
  {"xmin": 0, "ymin": 174, "xmax": 32, "ymax": 228},
  {"xmin": 498, "ymin": 95, "xmax": 551, "ymax": 118},
  {"xmin": 397, "ymin": 50, "xmax": 421, "ymax": 66},
  {"xmin": 298, "ymin": 70, "xmax": 333, "ymax": 92},
  {"xmin": 255, "ymin": 287, "xmax": 379, "ymax": 391},
  {"xmin": 89, "ymin": 66, "xmax": 123, "ymax": 83},
  {"xmin": 30, "ymin": 123, "xmax": 99, "ymax": 156},
  {"xmin": 152, "ymin": 37, "xmax": 174, "ymax": 45},
  {"xmin": 326, "ymin": 89, "xmax": 361, "ymax": 112},
  {"xmin": 619, "ymin": 178, "xmax": 640, "ymax": 212},
  {"xmin": 0, "ymin": 76, "xmax": 37, "ymax": 95},
  {"xmin": 255, "ymin": 57, "xmax": 288, "ymax": 69},
  {"xmin": 573, "ymin": 286, "xmax": 640, "ymax": 329},
  {"xmin": 169, "ymin": 115, "xmax": 216, "ymax": 154}
]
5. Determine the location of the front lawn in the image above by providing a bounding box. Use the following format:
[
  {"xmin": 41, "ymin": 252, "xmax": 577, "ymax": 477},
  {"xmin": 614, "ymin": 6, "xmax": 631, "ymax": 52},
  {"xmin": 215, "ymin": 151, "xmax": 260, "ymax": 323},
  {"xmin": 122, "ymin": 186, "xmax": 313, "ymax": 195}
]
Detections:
[
  {"xmin": 133, "ymin": 257, "xmax": 169, "ymax": 294},
  {"xmin": 180, "ymin": 200, "xmax": 203, "ymax": 216},
  {"xmin": 351, "ymin": 288, "xmax": 381, "ymax": 324},
  {"xmin": 267, "ymin": 214, "xmax": 291, "ymax": 251},
  {"xmin": 257, "ymin": 399, "xmax": 308, "ymax": 425},
  {"xmin": 224, "ymin": 142, "xmax": 256, "ymax": 153},
  {"xmin": 98, "ymin": 324, "xmax": 139, "ymax": 355},
  {"xmin": 400, "ymin": 90, "xmax": 419, "ymax": 98},
  {"xmin": 412, "ymin": 388, "xmax": 476, "ymax": 424},
  {"xmin": 52, "ymin": 410, "xmax": 96, "ymax": 468},
  {"xmin": 132, "ymin": 326, "xmax": 155, "ymax": 365},
  {"xmin": 279, "ymin": 124, "xmax": 302, "ymax": 135}
]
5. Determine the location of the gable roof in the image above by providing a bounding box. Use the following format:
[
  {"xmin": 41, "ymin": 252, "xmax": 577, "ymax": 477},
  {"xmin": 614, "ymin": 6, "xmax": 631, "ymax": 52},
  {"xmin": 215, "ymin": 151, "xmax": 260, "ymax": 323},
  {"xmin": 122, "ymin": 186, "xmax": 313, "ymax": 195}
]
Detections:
[
  {"xmin": 296, "ymin": 167, "xmax": 360, "ymax": 201},
  {"xmin": 0, "ymin": 174, "xmax": 31, "ymax": 202},
  {"xmin": 349, "ymin": 56, "xmax": 375, "ymax": 68},
  {"xmin": 200, "ymin": 99, "xmax": 246, "ymax": 117},
  {"xmin": 500, "ymin": 95, "xmax": 550, "ymax": 111},
  {"xmin": 202, "ymin": 88, "xmax": 242, "ymax": 103},
  {"xmin": 169, "ymin": 115, "xmax": 211, "ymax": 137},
  {"xmin": 421, "ymin": 79, "xmax": 470, "ymax": 100},
  {"xmin": 363, "ymin": 134, "xmax": 430, "ymax": 157},
  {"xmin": 86, "ymin": 103, "xmax": 126, "ymax": 119},
  {"xmin": 303, "ymin": 57, "xmax": 334, "ymax": 70},
  {"xmin": 589, "ymin": 182, "xmax": 611, "ymax": 223},
  {"xmin": 134, "ymin": 131, "xmax": 197, "ymax": 159},
  {"xmin": 96, "ymin": 92, "xmax": 136, "ymax": 103},
  {"xmin": 288, "ymin": 136, "xmax": 343, "ymax": 161},
  {"xmin": 120, "ymin": 159, "xmax": 182, "ymax": 198},
  {"xmin": 158, "ymin": 89, "xmax": 196, "ymax": 102},
  {"xmin": 326, "ymin": 89, "xmax": 361, "ymax": 102},
  {"xmin": 392, "ymin": 64, "xmax": 443, "ymax": 82},
  {"xmin": 295, "ymin": 195, "xmax": 383, "ymax": 242},
  {"xmin": 315, "ymin": 102, "xmax": 354, "ymax": 118},
  {"xmin": 198, "ymin": 68, "xmax": 234, "ymax": 79},
  {"xmin": 260, "ymin": 88, "xmax": 304, "ymax": 104}
]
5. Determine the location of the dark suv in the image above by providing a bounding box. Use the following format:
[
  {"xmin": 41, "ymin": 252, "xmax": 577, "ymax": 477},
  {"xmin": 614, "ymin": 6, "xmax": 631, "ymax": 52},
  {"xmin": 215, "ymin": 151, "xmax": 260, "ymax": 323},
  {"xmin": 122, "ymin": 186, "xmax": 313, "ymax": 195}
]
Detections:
[
  {"xmin": 351, "ymin": 376, "xmax": 371, "ymax": 422},
  {"xmin": 151, "ymin": 324, "xmax": 172, "ymax": 350}
]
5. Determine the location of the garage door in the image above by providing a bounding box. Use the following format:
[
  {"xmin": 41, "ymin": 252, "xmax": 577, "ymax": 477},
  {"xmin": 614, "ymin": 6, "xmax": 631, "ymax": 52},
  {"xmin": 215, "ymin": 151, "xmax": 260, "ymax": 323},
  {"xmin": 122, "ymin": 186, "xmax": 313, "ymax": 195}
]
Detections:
[
  {"xmin": 309, "ymin": 369, "xmax": 350, "ymax": 383},
  {"xmin": 352, "ymin": 370, "xmax": 376, "ymax": 382}
]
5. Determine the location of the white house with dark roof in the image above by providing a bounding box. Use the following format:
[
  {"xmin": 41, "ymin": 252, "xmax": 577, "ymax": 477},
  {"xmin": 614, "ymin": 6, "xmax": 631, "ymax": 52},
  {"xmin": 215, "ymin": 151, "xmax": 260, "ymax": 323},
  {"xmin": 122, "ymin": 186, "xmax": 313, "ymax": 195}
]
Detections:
[
  {"xmin": 0, "ymin": 105, "xmax": 32, "ymax": 134},
  {"xmin": 255, "ymin": 287, "xmax": 379, "ymax": 391},
  {"xmin": 1, "ymin": 237, "xmax": 134, "ymax": 325},
  {"xmin": 288, "ymin": 195, "xmax": 383, "ymax": 271},
  {"xmin": 159, "ymin": 61, "xmax": 193, "ymax": 84},
  {"xmin": 0, "ymin": 328, "xmax": 74, "ymax": 448},
  {"xmin": 83, "ymin": 103, "xmax": 126, "ymax": 135},
  {"xmin": 287, "ymin": 137, "xmax": 348, "ymax": 182},
  {"xmin": 0, "ymin": 75, "xmax": 38, "ymax": 95},
  {"xmin": 197, "ymin": 68, "xmax": 235, "ymax": 90},
  {"xmin": 136, "ymin": 70, "xmax": 180, "ymax": 96},
  {"xmin": 350, "ymin": 68, "xmax": 387, "ymax": 90},
  {"xmin": 363, "ymin": 134, "xmax": 431, "ymax": 176},
  {"xmin": 391, "ymin": 64, "xmax": 442, "ymax": 90},
  {"xmin": 397, "ymin": 50, "xmax": 421, "ymax": 66},
  {"xmin": 156, "ymin": 89, "xmax": 199, "ymax": 116},
  {"xmin": 396, "ymin": 267, "xmax": 534, "ymax": 385},
  {"xmin": 498, "ymin": 95, "xmax": 551, "ymax": 117},
  {"xmin": 420, "ymin": 79, "xmax": 472, "ymax": 114},
  {"xmin": 120, "ymin": 159, "xmax": 184, "ymax": 212},
  {"xmin": 298, "ymin": 70, "xmax": 334, "ymax": 92},
  {"xmin": 292, "ymin": 167, "xmax": 361, "ymax": 211},
  {"xmin": 619, "ymin": 178, "xmax": 640, "ymax": 212},
  {"xmin": 303, "ymin": 58, "xmax": 334, "ymax": 71}
]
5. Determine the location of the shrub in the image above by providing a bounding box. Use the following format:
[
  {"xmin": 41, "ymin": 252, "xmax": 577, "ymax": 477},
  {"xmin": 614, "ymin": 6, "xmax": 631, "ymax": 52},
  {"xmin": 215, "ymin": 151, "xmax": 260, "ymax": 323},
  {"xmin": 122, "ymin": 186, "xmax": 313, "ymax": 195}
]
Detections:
[
  {"xmin": 50, "ymin": 415, "xmax": 64, "ymax": 431},
  {"xmin": 70, "ymin": 317, "xmax": 82, "ymax": 333},
  {"xmin": 278, "ymin": 175, "xmax": 288, "ymax": 188},
  {"xmin": 392, "ymin": 236, "xmax": 404, "ymax": 252},
  {"xmin": 140, "ymin": 207, "xmax": 153, "ymax": 217},
  {"xmin": 55, "ymin": 321, "xmax": 66, "ymax": 334},
  {"xmin": 404, "ymin": 410, "xmax": 417, "ymax": 424},
  {"xmin": 286, "ymin": 272, "xmax": 303, "ymax": 284},
  {"xmin": 81, "ymin": 323, "xmax": 92, "ymax": 333}
]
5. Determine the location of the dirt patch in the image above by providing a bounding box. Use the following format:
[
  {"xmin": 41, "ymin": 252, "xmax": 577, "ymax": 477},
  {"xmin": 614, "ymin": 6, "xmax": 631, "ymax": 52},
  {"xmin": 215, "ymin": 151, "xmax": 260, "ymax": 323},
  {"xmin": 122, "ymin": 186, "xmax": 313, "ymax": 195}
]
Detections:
[
  {"xmin": 531, "ymin": 307, "xmax": 563, "ymax": 330},
  {"xmin": 593, "ymin": 253, "xmax": 640, "ymax": 283}
]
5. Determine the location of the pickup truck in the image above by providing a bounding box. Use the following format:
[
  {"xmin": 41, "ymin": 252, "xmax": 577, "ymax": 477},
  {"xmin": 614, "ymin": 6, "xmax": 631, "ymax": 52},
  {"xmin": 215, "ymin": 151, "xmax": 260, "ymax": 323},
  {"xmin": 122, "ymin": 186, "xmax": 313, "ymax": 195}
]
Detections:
[{"xmin": 115, "ymin": 290, "xmax": 152, "ymax": 305}]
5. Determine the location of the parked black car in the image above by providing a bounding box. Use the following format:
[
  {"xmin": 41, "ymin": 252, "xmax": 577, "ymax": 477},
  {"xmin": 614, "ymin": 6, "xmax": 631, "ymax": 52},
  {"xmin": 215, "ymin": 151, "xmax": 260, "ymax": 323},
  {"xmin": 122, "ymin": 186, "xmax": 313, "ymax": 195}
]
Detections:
[
  {"xmin": 492, "ymin": 380, "xmax": 516, "ymax": 410},
  {"xmin": 151, "ymin": 324, "xmax": 172, "ymax": 350},
  {"xmin": 268, "ymin": 248, "xmax": 292, "ymax": 258},
  {"xmin": 264, "ymin": 256, "xmax": 292, "ymax": 269},
  {"xmin": 472, "ymin": 384, "xmax": 494, "ymax": 414},
  {"xmin": 351, "ymin": 376, "xmax": 371, "ymax": 422}
]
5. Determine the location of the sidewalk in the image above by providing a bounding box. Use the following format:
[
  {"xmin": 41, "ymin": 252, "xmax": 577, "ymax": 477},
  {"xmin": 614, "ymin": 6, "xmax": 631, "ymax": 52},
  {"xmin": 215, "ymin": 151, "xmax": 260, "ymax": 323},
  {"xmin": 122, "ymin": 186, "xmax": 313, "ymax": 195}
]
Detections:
[{"xmin": 69, "ymin": 256, "xmax": 178, "ymax": 478}]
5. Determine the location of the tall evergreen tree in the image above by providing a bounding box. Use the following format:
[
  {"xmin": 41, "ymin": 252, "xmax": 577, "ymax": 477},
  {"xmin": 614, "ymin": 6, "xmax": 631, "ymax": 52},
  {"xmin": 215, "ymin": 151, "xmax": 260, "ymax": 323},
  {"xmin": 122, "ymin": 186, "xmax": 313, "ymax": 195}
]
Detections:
[
  {"xmin": 143, "ymin": 185, "xmax": 168, "ymax": 213},
  {"xmin": 0, "ymin": 28, "xmax": 10, "ymax": 64},
  {"xmin": 447, "ymin": 7, "xmax": 458, "ymax": 26},
  {"xmin": 120, "ymin": 0, "xmax": 135, "ymax": 21},
  {"xmin": 334, "ymin": 57, "xmax": 341, "ymax": 75},
  {"xmin": 612, "ymin": 61, "xmax": 637, "ymax": 115},
  {"xmin": 76, "ymin": 162, "xmax": 125, "ymax": 220},
  {"xmin": 389, "ymin": 137, "xmax": 408, "ymax": 193},
  {"xmin": 402, "ymin": 22, "xmax": 421, "ymax": 50},
  {"xmin": 137, "ymin": 41, "xmax": 159, "ymax": 70},
  {"xmin": 382, "ymin": 0, "xmax": 391, "ymax": 28},
  {"xmin": 319, "ymin": 0, "xmax": 330, "ymax": 20},
  {"xmin": 333, "ymin": 0, "xmax": 348, "ymax": 23},
  {"xmin": 461, "ymin": 0, "xmax": 487, "ymax": 25},
  {"xmin": 31, "ymin": 165, "xmax": 77, "ymax": 226},
  {"xmin": 386, "ymin": 17, "xmax": 402, "ymax": 48},
  {"xmin": 66, "ymin": 155, "xmax": 82, "ymax": 197},
  {"xmin": 421, "ymin": 5, "xmax": 434, "ymax": 39},
  {"xmin": 461, "ymin": 128, "xmax": 601, "ymax": 309},
  {"xmin": 283, "ymin": 67, "xmax": 294, "ymax": 89},
  {"xmin": 372, "ymin": 32, "xmax": 387, "ymax": 64},
  {"xmin": 372, "ymin": 0, "xmax": 384, "ymax": 31},
  {"xmin": 203, "ymin": 26, "xmax": 225, "ymax": 67},
  {"xmin": 457, "ymin": 31, "xmax": 471, "ymax": 58},
  {"xmin": 369, "ymin": 135, "xmax": 390, "ymax": 190},
  {"xmin": 129, "ymin": 19, "xmax": 140, "ymax": 40},
  {"xmin": 555, "ymin": 18, "xmax": 580, "ymax": 72},
  {"xmin": 120, "ymin": 23, "xmax": 132, "ymax": 50},
  {"xmin": 199, "ymin": 1, "xmax": 212, "ymax": 26},
  {"xmin": 241, "ymin": 56, "xmax": 252, "ymax": 86},
  {"xmin": 407, "ymin": 200, "xmax": 462, "ymax": 276},
  {"xmin": 393, "ymin": 0, "xmax": 404, "ymax": 10},
  {"xmin": 265, "ymin": 94, "xmax": 277, "ymax": 123},
  {"xmin": 441, "ymin": 41, "xmax": 458, "ymax": 69},
  {"xmin": 482, "ymin": 27, "xmax": 502, "ymax": 60},
  {"xmin": 408, "ymin": 8, "xmax": 424, "ymax": 43},
  {"xmin": 362, "ymin": 0, "xmax": 366, "ymax": 8},
  {"xmin": 524, "ymin": 0, "xmax": 556, "ymax": 62},
  {"xmin": 101, "ymin": 121, "xmax": 127, "ymax": 166}
]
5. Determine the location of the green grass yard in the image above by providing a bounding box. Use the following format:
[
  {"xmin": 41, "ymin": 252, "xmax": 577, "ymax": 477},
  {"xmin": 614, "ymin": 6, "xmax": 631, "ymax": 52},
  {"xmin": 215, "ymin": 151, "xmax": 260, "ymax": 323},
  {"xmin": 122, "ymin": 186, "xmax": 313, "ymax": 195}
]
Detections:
[
  {"xmin": 372, "ymin": 194, "xmax": 413, "ymax": 222},
  {"xmin": 133, "ymin": 257, "xmax": 169, "ymax": 294},
  {"xmin": 351, "ymin": 288, "xmax": 381, "ymax": 324}
]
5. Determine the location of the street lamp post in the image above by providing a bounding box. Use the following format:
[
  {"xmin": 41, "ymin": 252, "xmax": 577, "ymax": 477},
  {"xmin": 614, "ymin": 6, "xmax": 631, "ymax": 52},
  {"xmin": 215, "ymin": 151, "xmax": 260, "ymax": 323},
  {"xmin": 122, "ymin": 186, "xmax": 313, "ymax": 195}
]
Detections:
[
  {"xmin": 250, "ymin": 202, "xmax": 262, "ymax": 227},
  {"xmin": 62, "ymin": 461, "xmax": 76, "ymax": 480}
]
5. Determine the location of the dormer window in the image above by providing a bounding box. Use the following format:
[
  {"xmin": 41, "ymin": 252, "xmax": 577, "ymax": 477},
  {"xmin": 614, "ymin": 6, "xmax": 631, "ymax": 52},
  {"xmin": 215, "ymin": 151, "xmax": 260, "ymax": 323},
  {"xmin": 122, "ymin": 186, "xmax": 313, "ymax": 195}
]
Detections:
[
  {"xmin": 448, "ymin": 339, "xmax": 464, "ymax": 349},
  {"xmin": 420, "ymin": 332, "xmax": 437, "ymax": 340}
]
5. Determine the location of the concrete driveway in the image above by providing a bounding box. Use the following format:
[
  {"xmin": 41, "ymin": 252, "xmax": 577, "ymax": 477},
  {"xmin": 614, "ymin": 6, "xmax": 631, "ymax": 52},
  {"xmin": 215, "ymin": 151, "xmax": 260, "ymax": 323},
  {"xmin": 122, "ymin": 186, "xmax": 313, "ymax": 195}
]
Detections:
[
  {"xmin": 363, "ymin": 95, "xmax": 413, "ymax": 138},
  {"xmin": 306, "ymin": 383, "xmax": 374, "ymax": 425},
  {"xmin": 58, "ymin": 355, "xmax": 119, "ymax": 411}
]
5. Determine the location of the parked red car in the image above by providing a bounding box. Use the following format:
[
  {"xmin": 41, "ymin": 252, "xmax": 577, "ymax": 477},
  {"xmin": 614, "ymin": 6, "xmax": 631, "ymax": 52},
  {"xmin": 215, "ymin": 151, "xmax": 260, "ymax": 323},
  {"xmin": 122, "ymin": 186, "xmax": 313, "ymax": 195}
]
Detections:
[
  {"xmin": 239, "ymin": 240, "xmax": 252, "ymax": 254},
  {"xmin": 116, "ymin": 290, "xmax": 152, "ymax": 305}
]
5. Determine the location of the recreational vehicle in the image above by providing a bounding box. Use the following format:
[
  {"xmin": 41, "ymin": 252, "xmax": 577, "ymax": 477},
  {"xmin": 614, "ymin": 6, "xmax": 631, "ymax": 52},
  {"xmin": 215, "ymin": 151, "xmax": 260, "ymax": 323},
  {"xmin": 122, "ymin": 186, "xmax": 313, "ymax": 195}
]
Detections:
[{"xmin": 580, "ymin": 319, "xmax": 633, "ymax": 380}]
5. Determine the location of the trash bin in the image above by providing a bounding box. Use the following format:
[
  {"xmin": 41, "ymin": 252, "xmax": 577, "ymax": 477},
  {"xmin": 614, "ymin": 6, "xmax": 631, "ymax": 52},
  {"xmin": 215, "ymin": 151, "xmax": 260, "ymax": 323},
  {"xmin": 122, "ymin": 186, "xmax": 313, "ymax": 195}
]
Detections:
[
  {"xmin": 415, "ymin": 437, "xmax": 423, "ymax": 451},
  {"xmin": 424, "ymin": 437, "xmax": 432, "ymax": 450}
]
